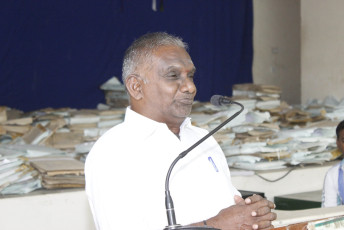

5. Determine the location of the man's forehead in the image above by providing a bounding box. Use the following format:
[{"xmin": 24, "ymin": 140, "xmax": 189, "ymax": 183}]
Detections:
[
  {"xmin": 154, "ymin": 46, "xmax": 194, "ymax": 66},
  {"xmin": 154, "ymin": 45, "xmax": 189, "ymax": 57}
]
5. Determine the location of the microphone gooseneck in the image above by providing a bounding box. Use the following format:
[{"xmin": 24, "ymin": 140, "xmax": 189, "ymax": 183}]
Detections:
[{"xmin": 164, "ymin": 95, "xmax": 244, "ymax": 230}]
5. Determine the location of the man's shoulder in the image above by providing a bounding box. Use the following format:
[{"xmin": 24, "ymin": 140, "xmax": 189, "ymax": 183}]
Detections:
[
  {"xmin": 86, "ymin": 122, "xmax": 133, "ymax": 163},
  {"xmin": 90, "ymin": 122, "xmax": 129, "ymax": 149}
]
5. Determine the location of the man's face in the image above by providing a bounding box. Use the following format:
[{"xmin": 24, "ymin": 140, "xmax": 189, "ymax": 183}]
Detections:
[
  {"xmin": 337, "ymin": 129, "xmax": 344, "ymax": 154},
  {"xmin": 139, "ymin": 45, "xmax": 197, "ymax": 125}
]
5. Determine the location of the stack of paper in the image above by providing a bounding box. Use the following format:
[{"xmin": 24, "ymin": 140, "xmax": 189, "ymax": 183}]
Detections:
[
  {"xmin": 0, "ymin": 106, "xmax": 125, "ymax": 151},
  {"xmin": 30, "ymin": 156, "xmax": 85, "ymax": 189},
  {"xmin": 232, "ymin": 83, "xmax": 282, "ymax": 112},
  {"xmin": 189, "ymin": 97, "xmax": 339, "ymax": 171},
  {"xmin": 100, "ymin": 76, "xmax": 129, "ymax": 108},
  {"xmin": 232, "ymin": 83, "xmax": 281, "ymax": 99},
  {"xmin": 0, "ymin": 107, "xmax": 6, "ymax": 120},
  {"xmin": 0, "ymin": 116, "xmax": 33, "ymax": 141},
  {"xmin": 0, "ymin": 146, "xmax": 41, "ymax": 194},
  {"xmin": 305, "ymin": 96, "xmax": 344, "ymax": 122}
]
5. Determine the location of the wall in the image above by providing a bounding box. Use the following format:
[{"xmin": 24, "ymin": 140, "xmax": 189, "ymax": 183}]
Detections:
[
  {"xmin": 0, "ymin": 190, "xmax": 95, "ymax": 230},
  {"xmin": 0, "ymin": 1, "xmax": 253, "ymax": 111},
  {"xmin": 301, "ymin": 0, "xmax": 344, "ymax": 104},
  {"xmin": 253, "ymin": 0, "xmax": 344, "ymax": 105},
  {"xmin": 252, "ymin": 0, "xmax": 301, "ymax": 105},
  {"xmin": 231, "ymin": 162, "xmax": 334, "ymax": 202}
]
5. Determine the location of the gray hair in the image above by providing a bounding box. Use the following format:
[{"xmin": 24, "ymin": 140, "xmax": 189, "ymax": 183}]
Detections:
[{"xmin": 122, "ymin": 32, "xmax": 188, "ymax": 83}]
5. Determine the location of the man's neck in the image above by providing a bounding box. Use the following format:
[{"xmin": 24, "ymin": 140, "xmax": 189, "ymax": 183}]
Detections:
[{"xmin": 168, "ymin": 125, "xmax": 181, "ymax": 137}]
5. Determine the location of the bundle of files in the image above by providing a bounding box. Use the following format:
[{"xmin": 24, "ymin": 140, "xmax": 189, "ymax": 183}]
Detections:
[
  {"xmin": 100, "ymin": 76, "xmax": 129, "ymax": 108},
  {"xmin": 232, "ymin": 83, "xmax": 282, "ymax": 113},
  {"xmin": 0, "ymin": 106, "xmax": 125, "ymax": 158},
  {"xmin": 189, "ymin": 88, "xmax": 344, "ymax": 171},
  {"xmin": 29, "ymin": 156, "xmax": 85, "ymax": 189},
  {"xmin": 0, "ymin": 145, "xmax": 41, "ymax": 195}
]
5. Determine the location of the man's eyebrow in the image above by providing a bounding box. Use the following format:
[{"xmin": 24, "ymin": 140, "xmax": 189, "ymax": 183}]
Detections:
[
  {"xmin": 163, "ymin": 66, "xmax": 196, "ymax": 75},
  {"xmin": 166, "ymin": 66, "xmax": 178, "ymax": 71}
]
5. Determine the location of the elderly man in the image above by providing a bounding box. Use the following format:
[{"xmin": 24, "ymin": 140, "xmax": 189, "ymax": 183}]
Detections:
[{"xmin": 85, "ymin": 32, "xmax": 276, "ymax": 230}]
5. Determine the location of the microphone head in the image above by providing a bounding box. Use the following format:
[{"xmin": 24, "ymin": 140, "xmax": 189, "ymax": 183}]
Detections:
[{"xmin": 210, "ymin": 95, "xmax": 223, "ymax": 106}]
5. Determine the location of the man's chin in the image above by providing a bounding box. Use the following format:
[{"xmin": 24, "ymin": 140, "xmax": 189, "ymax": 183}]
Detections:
[
  {"xmin": 175, "ymin": 108, "xmax": 192, "ymax": 118},
  {"xmin": 170, "ymin": 103, "xmax": 193, "ymax": 118}
]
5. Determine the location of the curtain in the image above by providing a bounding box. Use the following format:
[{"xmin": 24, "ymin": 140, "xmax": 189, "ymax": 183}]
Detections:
[{"xmin": 0, "ymin": 0, "xmax": 253, "ymax": 111}]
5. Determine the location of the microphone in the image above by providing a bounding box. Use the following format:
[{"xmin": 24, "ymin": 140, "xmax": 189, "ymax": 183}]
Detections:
[
  {"xmin": 163, "ymin": 95, "xmax": 244, "ymax": 230},
  {"xmin": 210, "ymin": 95, "xmax": 234, "ymax": 107}
]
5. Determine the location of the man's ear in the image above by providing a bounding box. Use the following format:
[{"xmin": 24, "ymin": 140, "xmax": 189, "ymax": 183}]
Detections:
[{"xmin": 125, "ymin": 75, "xmax": 144, "ymax": 100}]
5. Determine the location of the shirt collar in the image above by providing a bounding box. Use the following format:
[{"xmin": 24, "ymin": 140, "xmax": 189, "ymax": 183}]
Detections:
[
  {"xmin": 180, "ymin": 117, "xmax": 192, "ymax": 131},
  {"xmin": 124, "ymin": 107, "xmax": 192, "ymax": 135}
]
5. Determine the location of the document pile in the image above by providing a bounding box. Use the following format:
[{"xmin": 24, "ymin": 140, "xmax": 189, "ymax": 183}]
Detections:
[
  {"xmin": 0, "ymin": 145, "xmax": 42, "ymax": 195},
  {"xmin": 305, "ymin": 95, "xmax": 344, "ymax": 122},
  {"xmin": 30, "ymin": 156, "xmax": 85, "ymax": 189},
  {"xmin": 0, "ymin": 105, "xmax": 125, "ymax": 194},
  {"xmin": 0, "ymin": 106, "xmax": 125, "ymax": 156},
  {"xmin": 100, "ymin": 76, "xmax": 129, "ymax": 108},
  {"xmin": 232, "ymin": 83, "xmax": 283, "ymax": 113},
  {"xmin": 190, "ymin": 84, "xmax": 343, "ymax": 171}
]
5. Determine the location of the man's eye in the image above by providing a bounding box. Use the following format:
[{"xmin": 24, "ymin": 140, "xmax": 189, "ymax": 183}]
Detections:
[{"xmin": 167, "ymin": 73, "xmax": 178, "ymax": 78}]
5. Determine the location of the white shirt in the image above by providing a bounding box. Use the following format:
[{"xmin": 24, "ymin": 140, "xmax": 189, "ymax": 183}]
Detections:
[
  {"xmin": 85, "ymin": 107, "xmax": 240, "ymax": 230},
  {"xmin": 322, "ymin": 161, "xmax": 342, "ymax": 207}
]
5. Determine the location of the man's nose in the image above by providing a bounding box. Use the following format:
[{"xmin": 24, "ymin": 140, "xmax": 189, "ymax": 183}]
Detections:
[{"xmin": 180, "ymin": 77, "xmax": 196, "ymax": 94}]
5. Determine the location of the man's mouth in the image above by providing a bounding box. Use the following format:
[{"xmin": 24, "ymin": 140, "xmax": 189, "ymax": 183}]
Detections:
[{"xmin": 178, "ymin": 98, "xmax": 194, "ymax": 105}]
